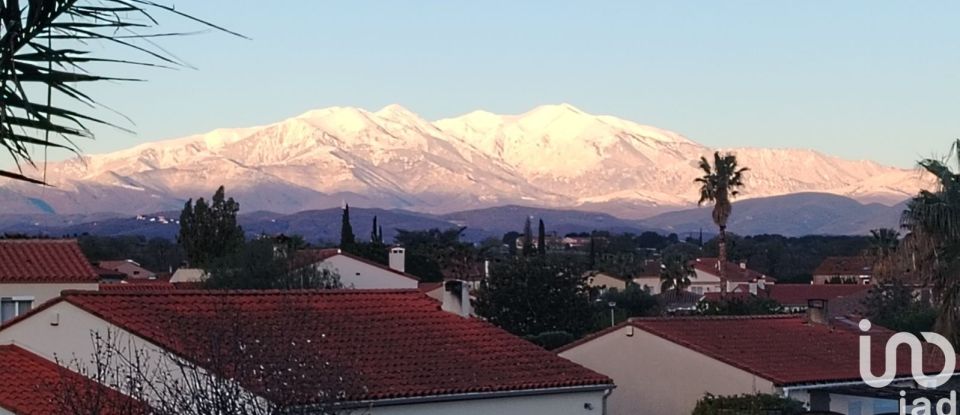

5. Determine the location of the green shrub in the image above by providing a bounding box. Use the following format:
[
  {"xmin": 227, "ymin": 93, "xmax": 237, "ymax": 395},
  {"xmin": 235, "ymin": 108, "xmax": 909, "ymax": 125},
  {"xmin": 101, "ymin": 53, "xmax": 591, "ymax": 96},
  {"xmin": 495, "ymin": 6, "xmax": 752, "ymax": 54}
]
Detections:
[{"xmin": 692, "ymin": 393, "xmax": 806, "ymax": 415}]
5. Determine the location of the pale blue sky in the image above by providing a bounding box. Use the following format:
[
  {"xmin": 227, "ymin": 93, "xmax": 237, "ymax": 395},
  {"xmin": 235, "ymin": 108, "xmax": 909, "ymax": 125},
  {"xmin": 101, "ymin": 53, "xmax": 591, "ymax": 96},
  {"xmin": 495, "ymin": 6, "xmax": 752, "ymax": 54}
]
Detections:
[{"xmin": 16, "ymin": 1, "xmax": 960, "ymax": 168}]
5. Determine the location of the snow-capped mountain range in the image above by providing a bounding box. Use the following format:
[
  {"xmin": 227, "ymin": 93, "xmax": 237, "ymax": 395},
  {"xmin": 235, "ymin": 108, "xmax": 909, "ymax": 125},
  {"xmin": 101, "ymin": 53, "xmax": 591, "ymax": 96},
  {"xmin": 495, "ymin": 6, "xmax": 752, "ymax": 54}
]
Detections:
[{"xmin": 0, "ymin": 104, "xmax": 929, "ymax": 219}]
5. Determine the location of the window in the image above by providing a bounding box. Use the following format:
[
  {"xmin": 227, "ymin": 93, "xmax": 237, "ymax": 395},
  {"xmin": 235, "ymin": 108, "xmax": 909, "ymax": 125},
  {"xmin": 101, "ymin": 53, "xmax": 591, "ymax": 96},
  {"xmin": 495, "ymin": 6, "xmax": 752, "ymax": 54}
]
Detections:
[
  {"xmin": 0, "ymin": 297, "xmax": 34, "ymax": 323},
  {"xmin": 691, "ymin": 286, "xmax": 703, "ymax": 294}
]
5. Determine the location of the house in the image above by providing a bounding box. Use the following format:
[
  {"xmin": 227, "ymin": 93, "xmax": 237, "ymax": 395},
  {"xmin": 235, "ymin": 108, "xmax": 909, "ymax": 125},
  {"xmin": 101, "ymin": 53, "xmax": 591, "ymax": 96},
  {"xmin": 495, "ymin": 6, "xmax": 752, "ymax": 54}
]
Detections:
[
  {"xmin": 291, "ymin": 247, "xmax": 419, "ymax": 289},
  {"xmin": 629, "ymin": 260, "xmax": 663, "ymax": 294},
  {"xmin": 0, "ymin": 290, "xmax": 614, "ymax": 414},
  {"xmin": 94, "ymin": 260, "xmax": 157, "ymax": 280},
  {"xmin": 0, "ymin": 345, "xmax": 143, "ymax": 414},
  {"xmin": 653, "ymin": 290, "xmax": 703, "ymax": 314},
  {"xmin": 168, "ymin": 267, "xmax": 206, "ymax": 283},
  {"xmin": 813, "ymin": 256, "xmax": 873, "ymax": 285},
  {"xmin": 558, "ymin": 310, "xmax": 958, "ymax": 415},
  {"xmin": 767, "ymin": 283, "xmax": 870, "ymax": 313},
  {"xmin": 690, "ymin": 257, "xmax": 775, "ymax": 295},
  {"xmin": 0, "ymin": 239, "xmax": 100, "ymax": 322},
  {"xmin": 588, "ymin": 272, "xmax": 630, "ymax": 291}
]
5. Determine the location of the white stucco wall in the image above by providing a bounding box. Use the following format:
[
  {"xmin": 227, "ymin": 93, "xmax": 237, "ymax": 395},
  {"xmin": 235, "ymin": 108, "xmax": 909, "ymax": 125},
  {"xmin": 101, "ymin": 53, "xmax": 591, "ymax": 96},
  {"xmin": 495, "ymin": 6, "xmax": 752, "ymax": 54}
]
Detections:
[
  {"xmin": 0, "ymin": 301, "xmax": 603, "ymax": 414},
  {"xmin": 559, "ymin": 325, "xmax": 777, "ymax": 415},
  {"xmin": 0, "ymin": 283, "xmax": 97, "ymax": 307},
  {"xmin": 589, "ymin": 273, "xmax": 627, "ymax": 291},
  {"xmin": 364, "ymin": 390, "xmax": 607, "ymax": 415},
  {"xmin": 318, "ymin": 255, "xmax": 418, "ymax": 289}
]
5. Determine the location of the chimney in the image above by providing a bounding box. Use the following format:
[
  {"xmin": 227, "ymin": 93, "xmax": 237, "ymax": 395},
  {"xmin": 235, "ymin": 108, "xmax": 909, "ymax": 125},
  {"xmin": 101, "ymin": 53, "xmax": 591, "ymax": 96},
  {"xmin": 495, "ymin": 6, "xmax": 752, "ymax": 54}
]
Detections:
[
  {"xmin": 389, "ymin": 247, "xmax": 406, "ymax": 273},
  {"xmin": 442, "ymin": 280, "xmax": 473, "ymax": 317},
  {"xmin": 740, "ymin": 262, "xmax": 747, "ymax": 270},
  {"xmin": 806, "ymin": 299, "xmax": 828, "ymax": 325}
]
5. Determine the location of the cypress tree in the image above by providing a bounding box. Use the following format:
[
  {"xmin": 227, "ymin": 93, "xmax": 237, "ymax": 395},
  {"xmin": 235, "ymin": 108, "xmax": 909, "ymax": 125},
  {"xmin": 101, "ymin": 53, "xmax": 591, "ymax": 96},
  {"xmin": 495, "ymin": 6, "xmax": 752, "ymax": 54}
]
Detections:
[
  {"xmin": 538, "ymin": 219, "xmax": 546, "ymax": 255},
  {"xmin": 340, "ymin": 204, "xmax": 356, "ymax": 249},
  {"xmin": 371, "ymin": 216, "xmax": 380, "ymax": 244},
  {"xmin": 522, "ymin": 217, "xmax": 534, "ymax": 256}
]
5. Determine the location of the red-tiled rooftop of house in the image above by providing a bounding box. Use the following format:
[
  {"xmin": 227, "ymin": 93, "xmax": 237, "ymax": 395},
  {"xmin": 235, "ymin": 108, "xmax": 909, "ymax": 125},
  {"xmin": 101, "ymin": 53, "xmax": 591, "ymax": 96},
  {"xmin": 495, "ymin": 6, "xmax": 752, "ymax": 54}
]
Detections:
[
  {"xmin": 692, "ymin": 258, "xmax": 775, "ymax": 283},
  {"xmin": 0, "ymin": 239, "xmax": 98, "ymax": 283},
  {"xmin": 767, "ymin": 284, "xmax": 870, "ymax": 306},
  {"xmin": 814, "ymin": 256, "xmax": 873, "ymax": 276},
  {"xmin": 53, "ymin": 289, "xmax": 610, "ymax": 405},
  {"xmin": 626, "ymin": 315, "xmax": 956, "ymax": 386},
  {"xmin": 0, "ymin": 345, "xmax": 143, "ymax": 415}
]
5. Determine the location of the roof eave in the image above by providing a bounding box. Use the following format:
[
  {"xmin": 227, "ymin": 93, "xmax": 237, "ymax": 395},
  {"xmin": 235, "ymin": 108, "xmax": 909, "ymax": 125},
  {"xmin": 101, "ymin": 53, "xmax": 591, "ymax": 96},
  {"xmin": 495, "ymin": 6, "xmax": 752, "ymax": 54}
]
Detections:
[{"xmin": 296, "ymin": 383, "xmax": 616, "ymax": 411}]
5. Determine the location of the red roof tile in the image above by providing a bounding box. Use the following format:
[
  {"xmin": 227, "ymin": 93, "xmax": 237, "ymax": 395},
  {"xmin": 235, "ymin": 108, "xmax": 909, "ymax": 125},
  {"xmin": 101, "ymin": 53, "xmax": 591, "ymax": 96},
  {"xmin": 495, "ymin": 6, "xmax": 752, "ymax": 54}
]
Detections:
[
  {"xmin": 693, "ymin": 258, "xmax": 775, "ymax": 283},
  {"xmin": 627, "ymin": 315, "xmax": 956, "ymax": 385},
  {"xmin": 813, "ymin": 256, "xmax": 873, "ymax": 276},
  {"xmin": 0, "ymin": 345, "xmax": 143, "ymax": 415},
  {"xmin": 54, "ymin": 290, "xmax": 610, "ymax": 405},
  {"xmin": 0, "ymin": 239, "xmax": 98, "ymax": 283},
  {"xmin": 767, "ymin": 284, "xmax": 870, "ymax": 307}
]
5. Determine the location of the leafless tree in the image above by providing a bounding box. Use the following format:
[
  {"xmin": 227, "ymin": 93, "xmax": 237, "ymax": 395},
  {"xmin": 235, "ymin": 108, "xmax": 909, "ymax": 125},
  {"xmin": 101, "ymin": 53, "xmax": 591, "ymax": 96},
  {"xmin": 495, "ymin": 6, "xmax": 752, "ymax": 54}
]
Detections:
[{"xmin": 54, "ymin": 295, "xmax": 366, "ymax": 414}]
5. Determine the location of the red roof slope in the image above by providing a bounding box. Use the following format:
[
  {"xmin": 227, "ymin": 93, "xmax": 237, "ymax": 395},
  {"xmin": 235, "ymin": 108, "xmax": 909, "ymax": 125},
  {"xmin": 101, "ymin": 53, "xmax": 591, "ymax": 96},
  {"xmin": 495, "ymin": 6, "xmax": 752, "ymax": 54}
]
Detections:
[
  {"xmin": 628, "ymin": 315, "xmax": 955, "ymax": 385},
  {"xmin": 0, "ymin": 239, "xmax": 98, "ymax": 283},
  {"xmin": 0, "ymin": 345, "xmax": 142, "ymax": 415},
  {"xmin": 57, "ymin": 290, "xmax": 610, "ymax": 406},
  {"xmin": 693, "ymin": 258, "xmax": 775, "ymax": 283},
  {"xmin": 768, "ymin": 284, "xmax": 870, "ymax": 306}
]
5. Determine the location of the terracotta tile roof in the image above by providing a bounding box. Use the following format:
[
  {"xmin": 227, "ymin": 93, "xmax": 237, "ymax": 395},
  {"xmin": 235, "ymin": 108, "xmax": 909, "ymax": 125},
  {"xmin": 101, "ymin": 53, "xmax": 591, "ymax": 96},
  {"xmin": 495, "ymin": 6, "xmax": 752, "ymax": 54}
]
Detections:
[
  {"xmin": 767, "ymin": 284, "xmax": 870, "ymax": 307},
  {"xmin": 813, "ymin": 256, "xmax": 873, "ymax": 276},
  {"xmin": 0, "ymin": 345, "xmax": 143, "ymax": 415},
  {"xmin": 0, "ymin": 239, "xmax": 98, "ymax": 283},
  {"xmin": 627, "ymin": 315, "xmax": 956, "ymax": 386},
  {"xmin": 692, "ymin": 258, "xmax": 775, "ymax": 283},
  {"xmin": 52, "ymin": 290, "xmax": 610, "ymax": 405}
]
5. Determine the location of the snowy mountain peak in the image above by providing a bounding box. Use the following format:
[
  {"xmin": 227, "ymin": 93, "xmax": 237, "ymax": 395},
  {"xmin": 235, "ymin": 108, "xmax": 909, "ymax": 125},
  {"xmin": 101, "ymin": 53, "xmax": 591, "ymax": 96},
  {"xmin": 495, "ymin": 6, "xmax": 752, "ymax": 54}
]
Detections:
[{"xmin": 0, "ymin": 103, "xmax": 928, "ymax": 218}]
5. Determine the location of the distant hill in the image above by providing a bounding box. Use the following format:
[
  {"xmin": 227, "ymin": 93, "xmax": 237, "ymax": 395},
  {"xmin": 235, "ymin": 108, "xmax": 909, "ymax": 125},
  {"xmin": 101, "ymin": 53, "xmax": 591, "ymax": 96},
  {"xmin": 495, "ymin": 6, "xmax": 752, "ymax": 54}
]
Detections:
[
  {"xmin": 640, "ymin": 192, "xmax": 906, "ymax": 236},
  {"xmin": 0, "ymin": 193, "xmax": 911, "ymax": 241}
]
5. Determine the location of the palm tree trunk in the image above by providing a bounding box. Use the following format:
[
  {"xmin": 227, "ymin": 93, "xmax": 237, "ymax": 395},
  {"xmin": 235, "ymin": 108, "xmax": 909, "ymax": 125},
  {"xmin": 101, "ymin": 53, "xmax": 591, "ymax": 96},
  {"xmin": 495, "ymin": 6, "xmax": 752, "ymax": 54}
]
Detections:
[{"xmin": 718, "ymin": 225, "xmax": 727, "ymax": 298}]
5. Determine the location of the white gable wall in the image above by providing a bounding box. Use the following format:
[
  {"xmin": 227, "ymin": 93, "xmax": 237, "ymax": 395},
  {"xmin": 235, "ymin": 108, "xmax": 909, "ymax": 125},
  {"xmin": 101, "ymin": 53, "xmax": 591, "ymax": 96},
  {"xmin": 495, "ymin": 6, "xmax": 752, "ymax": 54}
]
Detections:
[
  {"xmin": 365, "ymin": 390, "xmax": 607, "ymax": 415},
  {"xmin": 559, "ymin": 325, "xmax": 776, "ymax": 415},
  {"xmin": 0, "ymin": 301, "xmax": 602, "ymax": 414},
  {"xmin": 317, "ymin": 255, "xmax": 418, "ymax": 289}
]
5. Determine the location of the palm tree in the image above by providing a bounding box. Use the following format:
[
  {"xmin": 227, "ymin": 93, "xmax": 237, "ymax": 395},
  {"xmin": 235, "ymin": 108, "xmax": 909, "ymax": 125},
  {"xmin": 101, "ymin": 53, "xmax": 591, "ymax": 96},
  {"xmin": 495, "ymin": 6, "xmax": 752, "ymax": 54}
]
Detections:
[
  {"xmin": 660, "ymin": 255, "xmax": 695, "ymax": 297},
  {"xmin": 867, "ymin": 228, "xmax": 899, "ymax": 281},
  {"xmin": 0, "ymin": 1, "xmax": 241, "ymax": 184},
  {"xmin": 695, "ymin": 152, "xmax": 748, "ymax": 297},
  {"xmin": 901, "ymin": 139, "xmax": 960, "ymax": 345}
]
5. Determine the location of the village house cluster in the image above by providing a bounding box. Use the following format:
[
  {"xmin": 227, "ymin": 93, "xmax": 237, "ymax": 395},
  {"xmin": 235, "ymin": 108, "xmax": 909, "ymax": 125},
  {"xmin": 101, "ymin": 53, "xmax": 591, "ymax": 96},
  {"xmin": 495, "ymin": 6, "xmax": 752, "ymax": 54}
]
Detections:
[{"xmin": 0, "ymin": 238, "xmax": 955, "ymax": 415}]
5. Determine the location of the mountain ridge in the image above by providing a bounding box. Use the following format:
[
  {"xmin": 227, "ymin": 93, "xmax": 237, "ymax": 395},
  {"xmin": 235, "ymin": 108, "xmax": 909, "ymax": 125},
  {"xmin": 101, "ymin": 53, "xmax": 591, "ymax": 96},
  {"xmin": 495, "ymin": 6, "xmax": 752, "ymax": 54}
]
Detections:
[{"xmin": 1, "ymin": 103, "xmax": 929, "ymax": 218}]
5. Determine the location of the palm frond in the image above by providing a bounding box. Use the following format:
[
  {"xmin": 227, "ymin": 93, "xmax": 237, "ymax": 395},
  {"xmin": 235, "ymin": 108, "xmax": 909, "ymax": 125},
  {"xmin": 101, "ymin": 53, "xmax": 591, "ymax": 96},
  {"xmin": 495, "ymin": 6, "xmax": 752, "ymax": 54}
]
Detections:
[{"xmin": 0, "ymin": 0, "xmax": 242, "ymax": 184}]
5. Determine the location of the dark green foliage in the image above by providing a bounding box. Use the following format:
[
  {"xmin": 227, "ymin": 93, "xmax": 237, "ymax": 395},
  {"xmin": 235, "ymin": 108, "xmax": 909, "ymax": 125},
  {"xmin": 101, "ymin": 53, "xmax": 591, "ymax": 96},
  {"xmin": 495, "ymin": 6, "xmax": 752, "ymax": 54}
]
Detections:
[
  {"xmin": 699, "ymin": 296, "xmax": 782, "ymax": 316},
  {"xmin": 340, "ymin": 204, "xmax": 356, "ymax": 250},
  {"xmin": 393, "ymin": 227, "xmax": 473, "ymax": 282},
  {"xmin": 0, "ymin": 1, "xmax": 240, "ymax": 184},
  {"xmin": 523, "ymin": 331, "xmax": 575, "ymax": 350},
  {"xmin": 78, "ymin": 235, "xmax": 184, "ymax": 273},
  {"xmin": 659, "ymin": 254, "xmax": 695, "ymax": 295},
  {"xmin": 177, "ymin": 186, "xmax": 244, "ymax": 267},
  {"xmin": 538, "ymin": 219, "xmax": 546, "ymax": 255},
  {"xmin": 475, "ymin": 255, "xmax": 593, "ymax": 337},
  {"xmin": 205, "ymin": 239, "xmax": 341, "ymax": 290},
  {"xmin": 503, "ymin": 231, "xmax": 520, "ymax": 256},
  {"xmin": 702, "ymin": 234, "xmax": 871, "ymax": 283},
  {"xmin": 598, "ymin": 284, "xmax": 659, "ymax": 321},
  {"xmin": 864, "ymin": 283, "xmax": 937, "ymax": 335},
  {"xmin": 692, "ymin": 393, "xmax": 806, "ymax": 415},
  {"xmin": 370, "ymin": 216, "xmax": 383, "ymax": 244},
  {"xmin": 522, "ymin": 217, "xmax": 534, "ymax": 256}
]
